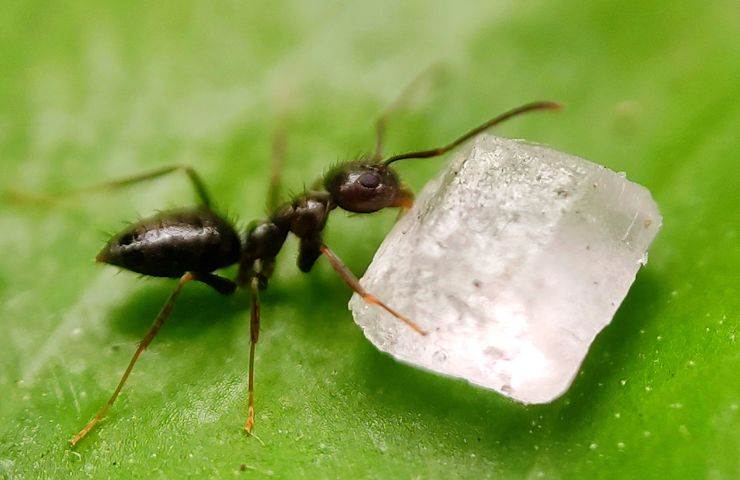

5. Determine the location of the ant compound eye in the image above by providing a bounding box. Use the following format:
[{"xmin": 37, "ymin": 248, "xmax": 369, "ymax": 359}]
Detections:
[
  {"xmin": 324, "ymin": 162, "xmax": 401, "ymax": 213},
  {"xmin": 359, "ymin": 172, "xmax": 381, "ymax": 189}
]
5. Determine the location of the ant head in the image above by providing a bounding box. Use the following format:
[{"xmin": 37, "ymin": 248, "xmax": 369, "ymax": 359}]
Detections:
[{"xmin": 323, "ymin": 161, "xmax": 401, "ymax": 213}]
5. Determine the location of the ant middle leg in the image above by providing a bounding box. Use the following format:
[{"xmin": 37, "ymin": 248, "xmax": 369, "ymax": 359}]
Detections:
[
  {"xmin": 69, "ymin": 271, "xmax": 236, "ymax": 447},
  {"xmin": 266, "ymin": 125, "xmax": 288, "ymax": 212},
  {"xmin": 243, "ymin": 276, "xmax": 261, "ymax": 434},
  {"xmin": 8, "ymin": 164, "xmax": 213, "ymax": 208}
]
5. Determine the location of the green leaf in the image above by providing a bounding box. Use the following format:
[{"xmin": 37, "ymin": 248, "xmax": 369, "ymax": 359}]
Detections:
[{"xmin": 1, "ymin": 0, "xmax": 737, "ymax": 478}]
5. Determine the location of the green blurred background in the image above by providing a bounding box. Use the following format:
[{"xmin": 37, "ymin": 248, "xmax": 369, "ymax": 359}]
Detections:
[{"xmin": 1, "ymin": 0, "xmax": 738, "ymax": 478}]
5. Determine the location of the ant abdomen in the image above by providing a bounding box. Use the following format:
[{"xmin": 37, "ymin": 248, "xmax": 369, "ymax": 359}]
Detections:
[{"xmin": 97, "ymin": 207, "xmax": 241, "ymax": 278}]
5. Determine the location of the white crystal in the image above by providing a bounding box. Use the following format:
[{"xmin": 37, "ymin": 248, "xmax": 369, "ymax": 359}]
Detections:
[{"xmin": 349, "ymin": 134, "xmax": 661, "ymax": 404}]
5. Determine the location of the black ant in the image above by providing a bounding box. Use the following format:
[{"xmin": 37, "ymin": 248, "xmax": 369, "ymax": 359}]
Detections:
[{"xmin": 16, "ymin": 80, "xmax": 560, "ymax": 447}]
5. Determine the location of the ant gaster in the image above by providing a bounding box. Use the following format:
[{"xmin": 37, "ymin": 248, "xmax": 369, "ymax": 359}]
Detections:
[{"xmin": 46, "ymin": 84, "xmax": 559, "ymax": 446}]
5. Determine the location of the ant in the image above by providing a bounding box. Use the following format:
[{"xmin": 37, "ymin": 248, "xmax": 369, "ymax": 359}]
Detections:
[{"xmin": 15, "ymin": 78, "xmax": 560, "ymax": 447}]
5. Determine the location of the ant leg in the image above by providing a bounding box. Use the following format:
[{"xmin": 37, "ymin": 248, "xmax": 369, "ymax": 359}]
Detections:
[
  {"xmin": 244, "ymin": 277, "xmax": 261, "ymax": 434},
  {"xmin": 267, "ymin": 125, "xmax": 287, "ymax": 211},
  {"xmin": 372, "ymin": 64, "xmax": 444, "ymax": 161},
  {"xmin": 69, "ymin": 272, "xmax": 196, "ymax": 447},
  {"xmin": 9, "ymin": 164, "xmax": 213, "ymax": 208},
  {"xmin": 319, "ymin": 244, "xmax": 427, "ymax": 336},
  {"xmin": 195, "ymin": 273, "xmax": 237, "ymax": 295}
]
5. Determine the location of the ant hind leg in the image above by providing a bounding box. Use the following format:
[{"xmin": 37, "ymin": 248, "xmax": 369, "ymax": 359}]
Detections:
[
  {"xmin": 7, "ymin": 164, "xmax": 214, "ymax": 208},
  {"xmin": 70, "ymin": 272, "xmax": 197, "ymax": 447},
  {"xmin": 195, "ymin": 273, "xmax": 237, "ymax": 295}
]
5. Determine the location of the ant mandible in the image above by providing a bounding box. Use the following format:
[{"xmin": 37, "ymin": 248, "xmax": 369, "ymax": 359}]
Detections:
[{"xmin": 48, "ymin": 79, "xmax": 559, "ymax": 446}]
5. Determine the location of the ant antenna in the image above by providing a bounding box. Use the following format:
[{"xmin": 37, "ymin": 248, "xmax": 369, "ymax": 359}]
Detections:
[{"xmin": 383, "ymin": 101, "xmax": 562, "ymax": 165}]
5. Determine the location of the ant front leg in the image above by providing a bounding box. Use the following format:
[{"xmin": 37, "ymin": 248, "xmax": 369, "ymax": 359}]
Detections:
[
  {"xmin": 297, "ymin": 233, "xmax": 322, "ymax": 273},
  {"xmin": 391, "ymin": 184, "xmax": 415, "ymax": 219},
  {"xmin": 7, "ymin": 164, "xmax": 214, "ymax": 208},
  {"xmin": 319, "ymin": 243, "xmax": 427, "ymax": 336}
]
